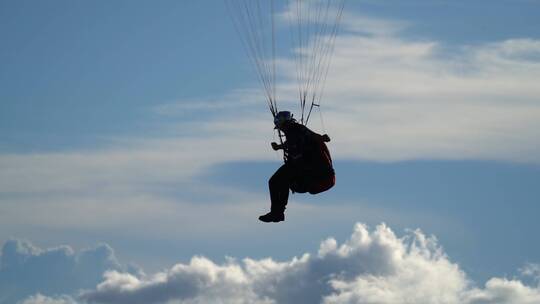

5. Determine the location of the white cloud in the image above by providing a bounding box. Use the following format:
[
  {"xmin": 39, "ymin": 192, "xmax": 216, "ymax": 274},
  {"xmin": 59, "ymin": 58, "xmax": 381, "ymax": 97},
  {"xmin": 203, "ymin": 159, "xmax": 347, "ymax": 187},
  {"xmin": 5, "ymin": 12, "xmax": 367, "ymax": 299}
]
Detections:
[
  {"xmin": 0, "ymin": 11, "xmax": 538, "ymax": 287},
  {"xmin": 521, "ymin": 263, "xmax": 540, "ymax": 278},
  {"xmin": 19, "ymin": 294, "xmax": 77, "ymax": 304},
  {"xmin": 316, "ymin": 32, "xmax": 540, "ymax": 162},
  {"xmin": 342, "ymin": 13, "xmax": 409, "ymax": 36},
  {"xmin": 462, "ymin": 278, "xmax": 540, "ymax": 304},
  {"xmin": 3, "ymin": 223, "xmax": 539, "ymax": 304},
  {"xmin": 0, "ymin": 240, "xmax": 137, "ymax": 304},
  {"xmin": 2, "ymin": 12, "xmax": 539, "ymax": 200},
  {"xmin": 1, "ymin": 12, "xmax": 540, "ymax": 304},
  {"xmin": 152, "ymin": 89, "xmax": 263, "ymax": 116},
  {"xmin": 143, "ymin": 12, "xmax": 540, "ymax": 164},
  {"xmin": 75, "ymin": 222, "xmax": 540, "ymax": 304}
]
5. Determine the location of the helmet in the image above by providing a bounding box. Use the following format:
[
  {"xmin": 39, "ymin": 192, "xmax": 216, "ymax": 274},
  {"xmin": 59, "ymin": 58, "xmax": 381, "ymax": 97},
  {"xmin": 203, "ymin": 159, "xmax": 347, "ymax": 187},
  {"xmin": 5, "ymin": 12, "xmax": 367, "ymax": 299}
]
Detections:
[{"xmin": 274, "ymin": 111, "xmax": 295, "ymax": 129}]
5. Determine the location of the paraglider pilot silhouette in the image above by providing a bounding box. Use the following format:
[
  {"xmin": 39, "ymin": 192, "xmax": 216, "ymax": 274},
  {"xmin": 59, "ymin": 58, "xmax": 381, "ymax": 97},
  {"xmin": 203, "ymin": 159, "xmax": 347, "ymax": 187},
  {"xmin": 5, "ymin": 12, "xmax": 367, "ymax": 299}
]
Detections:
[{"xmin": 259, "ymin": 111, "xmax": 335, "ymax": 223}]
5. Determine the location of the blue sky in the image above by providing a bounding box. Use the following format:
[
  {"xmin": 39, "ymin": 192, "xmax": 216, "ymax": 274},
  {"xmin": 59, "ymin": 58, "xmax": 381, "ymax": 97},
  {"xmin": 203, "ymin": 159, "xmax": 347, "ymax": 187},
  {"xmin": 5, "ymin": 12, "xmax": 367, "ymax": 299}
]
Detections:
[{"xmin": 1, "ymin": 1, "xmax": 540, "ymax": 303}]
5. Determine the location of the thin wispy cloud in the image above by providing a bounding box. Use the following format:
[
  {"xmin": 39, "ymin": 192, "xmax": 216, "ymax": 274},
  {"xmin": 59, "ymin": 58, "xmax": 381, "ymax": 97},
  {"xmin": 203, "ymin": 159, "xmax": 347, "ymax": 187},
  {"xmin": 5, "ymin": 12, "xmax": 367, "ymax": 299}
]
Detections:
[
  {"xmin": 1, "ymin": 9, "xmax": 539, "ymax": 252},
  {"xmin": 154, "ymin": 13, "xmax": 540, "ymax": 163},
  {"xmin": 20, "ymin": 294, "xmax": 77, "ymax": 304}
]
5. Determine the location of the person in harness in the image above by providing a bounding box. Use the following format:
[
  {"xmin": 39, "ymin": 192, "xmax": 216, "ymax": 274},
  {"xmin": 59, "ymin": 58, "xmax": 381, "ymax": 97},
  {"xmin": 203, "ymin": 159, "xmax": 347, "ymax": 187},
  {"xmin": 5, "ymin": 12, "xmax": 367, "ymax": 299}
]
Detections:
[{"xmin": 259, "ymin": 111, "xmax": 336, "ymax": 223}]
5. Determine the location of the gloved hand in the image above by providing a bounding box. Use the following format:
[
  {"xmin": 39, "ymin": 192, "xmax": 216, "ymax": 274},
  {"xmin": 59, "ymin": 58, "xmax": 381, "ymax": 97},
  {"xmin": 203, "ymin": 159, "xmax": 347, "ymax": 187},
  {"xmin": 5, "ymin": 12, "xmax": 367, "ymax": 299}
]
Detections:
[
  {"xmin": 271, "ymin": 142, "xmax": 281, "ymax": 151},
  {"xmin": 322, "ymin": 134, "xmax": 331, "ymax": 142}
]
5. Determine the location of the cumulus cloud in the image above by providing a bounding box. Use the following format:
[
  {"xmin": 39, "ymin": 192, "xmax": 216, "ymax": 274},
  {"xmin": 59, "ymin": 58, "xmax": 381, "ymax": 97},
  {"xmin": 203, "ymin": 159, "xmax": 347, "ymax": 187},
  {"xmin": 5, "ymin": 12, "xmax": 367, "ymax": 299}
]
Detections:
[
  {"xmin": 0, "ymin": 240, "xmax": 137, "ymax": 304},
  {"xmin": 462, "ymin": 278, "xmax": 540, "ymax": 304},
  {"xmin": 76, "ymin": 223, "xmax": 540, "ymax": 304},
  {"xmin": 3, "ymin": 223, "xmax": 539, "ymax": 304}
]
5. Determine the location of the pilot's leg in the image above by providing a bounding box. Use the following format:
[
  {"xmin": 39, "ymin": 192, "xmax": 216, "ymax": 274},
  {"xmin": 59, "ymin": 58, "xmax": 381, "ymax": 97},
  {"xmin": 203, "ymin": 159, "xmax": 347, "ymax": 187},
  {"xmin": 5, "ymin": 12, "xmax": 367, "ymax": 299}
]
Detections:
[
  {"xmin": 269, "ymin": 164, "xmax": 291, "ymax": 214},
  {"xmin": 259, "ymin": 164, "xmax": 291, "ymax": 222}
]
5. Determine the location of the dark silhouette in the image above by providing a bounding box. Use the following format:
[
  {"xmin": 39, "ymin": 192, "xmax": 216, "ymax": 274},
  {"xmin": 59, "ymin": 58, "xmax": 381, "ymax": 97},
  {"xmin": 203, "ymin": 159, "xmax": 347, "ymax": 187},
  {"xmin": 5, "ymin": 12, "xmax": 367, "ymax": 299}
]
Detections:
[{"xmin": 259, "ymin": 111, "xmax": 335, "ymax": 223}]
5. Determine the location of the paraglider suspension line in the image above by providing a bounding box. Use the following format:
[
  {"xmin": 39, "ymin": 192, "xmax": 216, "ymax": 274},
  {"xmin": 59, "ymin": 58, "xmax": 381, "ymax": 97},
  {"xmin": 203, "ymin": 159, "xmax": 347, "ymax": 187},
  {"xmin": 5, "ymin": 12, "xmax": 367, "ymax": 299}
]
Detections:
[{"xmin": 305, "ymin": 102, "xmax": 320, "ymax": 126}]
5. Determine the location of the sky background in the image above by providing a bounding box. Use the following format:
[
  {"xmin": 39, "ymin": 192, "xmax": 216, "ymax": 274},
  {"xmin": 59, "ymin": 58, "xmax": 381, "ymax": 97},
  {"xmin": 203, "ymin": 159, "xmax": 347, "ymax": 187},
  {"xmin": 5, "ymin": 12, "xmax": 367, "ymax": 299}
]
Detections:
[{"xmin": 1, "ymin": 1, "xmax": 540, "ymax": 303}]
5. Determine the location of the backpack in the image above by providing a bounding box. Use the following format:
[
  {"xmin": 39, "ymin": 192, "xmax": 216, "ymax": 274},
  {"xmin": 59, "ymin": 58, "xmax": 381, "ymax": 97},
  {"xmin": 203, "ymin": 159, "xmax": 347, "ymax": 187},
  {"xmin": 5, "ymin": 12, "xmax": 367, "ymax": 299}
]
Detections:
[{"xmin": 290, "ymin": 140, "xmax": 335, "ymax": 195}]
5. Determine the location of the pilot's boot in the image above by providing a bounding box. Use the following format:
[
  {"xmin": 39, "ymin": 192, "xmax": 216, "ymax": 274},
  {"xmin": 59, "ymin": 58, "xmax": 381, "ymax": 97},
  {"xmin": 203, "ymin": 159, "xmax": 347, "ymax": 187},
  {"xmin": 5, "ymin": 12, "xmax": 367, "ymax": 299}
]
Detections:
[{"xmin": 258, "ymin": 211, "xmax": 285, "ymax": 223}]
